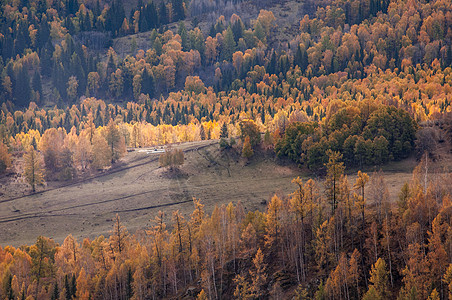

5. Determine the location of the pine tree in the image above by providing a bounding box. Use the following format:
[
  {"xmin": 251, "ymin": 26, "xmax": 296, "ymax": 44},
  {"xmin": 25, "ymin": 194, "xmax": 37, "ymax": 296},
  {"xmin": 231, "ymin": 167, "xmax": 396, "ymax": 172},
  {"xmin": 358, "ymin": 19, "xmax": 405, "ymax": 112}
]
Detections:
[
  {"xmin": 50, "ymin": 282, "xmax": 59, "ymax": 300},
  {"xmin": 126, "ymin": 267, "xmax": 133, "ymax": 299},
  {"xmin": 71, "ymin": 274, "xmax": 77, "ymax": 298},
  {"xmin": 159, "ymin": 2, "xmax": 168, "ymax": 25},
  {"xmin": 220, "ymin": 122, "xmax": 229, "ymax": 138},
  {"xmin": 172, "ymin": 0, "xmax": 185, "ymax": 22},
  {"xmin": 222, "ymin": 27, "xmax": 236, "ymax": 61},
  {"xmin": 65, "ymin": 275, "xmax": 71, "ymax": 299},
  {"xmin": 4, "ymin": 273, "xmax": 14, "ymax": 300},
  {"xmin": 14, "ymin": 65, "xmax": 31, "ymax": 107},
  {"xmin": 32, "ymin": 71, "xmax": 43, "ymax": 103}
]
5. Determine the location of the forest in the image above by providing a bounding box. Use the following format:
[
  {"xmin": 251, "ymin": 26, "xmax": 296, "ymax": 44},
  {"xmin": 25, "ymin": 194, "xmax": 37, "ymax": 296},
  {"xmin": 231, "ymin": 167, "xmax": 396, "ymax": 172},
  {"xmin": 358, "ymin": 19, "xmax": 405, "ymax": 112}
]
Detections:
[
  {"xmin": 0, "ymin": 0, "xmax": 452, "ymax": 298},
  {"xmin": 0, "ymin": 157, "xmax": 452, "ymax": 299}
]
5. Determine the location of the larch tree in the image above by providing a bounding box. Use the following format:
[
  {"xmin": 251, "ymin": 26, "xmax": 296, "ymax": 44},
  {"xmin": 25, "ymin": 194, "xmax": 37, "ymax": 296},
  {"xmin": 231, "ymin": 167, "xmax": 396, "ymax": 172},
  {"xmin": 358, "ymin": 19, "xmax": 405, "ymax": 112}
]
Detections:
[
  {"xmin": 3, "ymin": 273, "xmax": 14, "ymax": 300},
  {"xmin": 109, "ymin": 214, "xmax": 129, "ymax": 259},
  {"xmin": 314, "ymin": 220, "xmax": 333, "ymax": 275},
  {"xmin": 443, "ymin": 264, "xmax": 452, "ymax": 300},
  {"xmin": 39, "ymin": 128, "xmax": 65, "ymax": 174},
  {"xmin": 205, "ymin": 36, "xmax": 218, "ymax": 64},
  {"xmin": 362, "ymin": 286, "xmax": 379, "ymax": 300},
  {"xmin": 363, "ymin": 258, "xmax": 390, "ymax": 300},
  {"xmin": 105, "ymin": 120, "xmax": 125, "ymax": 163},
  {"xmin": 67, "ymin": 76, "xmax": 79, "ymax": 102},
  {"xmin": 399, "ymin": 242, "xmax": 431, "ymax": 299},
  {"xmin": 0, "ymin": 142, "xmax": 11, "ymax": 173},
  {"xmin": 131, "ymin": 123, "xmax": 141, "ymax": 148},
  {"xmin": 428, "ymin": 289, "xmax": 440, "ymax": 300},
  {"xmin": 354, "ymin": 171, "xmax": 369, "ymax": 232},
  {"xmin": 55, "ymin": 234, "xmax": 79, "ymax": 273},
  {"xmin": 348, "ymin": 249, "xmax": 361, "ymax": 298},
  {"xmin": 87, "ymin": 72, "xmax": 100, "ymax": 97},
  {"xmin": 75, "ymin": 268, "xmax": 90, "ymax": 300},
  {"xmin": 265, "ymin": 194, "xmax": 283, "ymax": 256},
  {"xmin": 172, "ymin": 210, "xmax": 187, "ymax": 255},
  {"xmin": 242, "ymin": 136, "xmax": 254, "ymax": 159},
  {"xmin": 325, "ymin": 150, "xmax": 345, "ymax": 214},
  {"xmin": 233, "ymin": 274, "xmax": 253, "ymax": 300},
  {"xmin": 191, "ymin": 198, "xmax": 205, "ymax": 235},
  {"xmin": 427, "ymin": 214, "xmax": 448, "ymax": 293},
  {"xmin": 249, "ymin": 248, "xmax": 267, "ymax": 299},
  {"xmin": 369, "ymin": 171, "xmax": 390, "ymax": 224},
  {"xmin": 74, "ymin": 132, "xmax": 92, "ymax": 170},
  {"xmin": 159, "ymin": 148, "xmax": 184, "ymax": 171},
  {"xmin": 197, "ymin": 289, "xmax": 208, "ymax": 300},
  {"xmin": 290, "ymin": 176, "xmax": 307, "ymax": 282},
  {"xmin": 326, "ymin": 252, "xmax": 349, "ymax": 299},
  {"xmin": 109, "ymin": 69, "xmax": 124, "ymax": 98},
  {"xmin": 24, "ymin": 145, "xmax": 45, "ymax": 192},
  {"xmin": 92, "ymin": 132, "xmax": 111, "ymax": 169},
  {"xmin": 30, "ymin": 236, "xmax": 56, "ymax": 300}
]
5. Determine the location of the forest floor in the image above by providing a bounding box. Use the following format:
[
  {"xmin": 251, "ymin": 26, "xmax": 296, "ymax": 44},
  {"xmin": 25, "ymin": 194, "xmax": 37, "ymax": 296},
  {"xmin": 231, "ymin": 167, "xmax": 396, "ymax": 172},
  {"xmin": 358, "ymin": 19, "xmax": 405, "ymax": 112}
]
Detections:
[{"xmin": 0, "ymin": 139, "xmax": 450, "ymax": 247}]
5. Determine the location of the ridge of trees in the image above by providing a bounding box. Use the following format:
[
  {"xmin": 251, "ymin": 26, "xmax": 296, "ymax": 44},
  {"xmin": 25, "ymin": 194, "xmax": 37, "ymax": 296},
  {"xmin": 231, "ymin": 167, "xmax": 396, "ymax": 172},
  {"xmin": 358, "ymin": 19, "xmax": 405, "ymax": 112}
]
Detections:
[{"xmin": 0, "ymin": 100, "xmax": 422, "ymax": 189}]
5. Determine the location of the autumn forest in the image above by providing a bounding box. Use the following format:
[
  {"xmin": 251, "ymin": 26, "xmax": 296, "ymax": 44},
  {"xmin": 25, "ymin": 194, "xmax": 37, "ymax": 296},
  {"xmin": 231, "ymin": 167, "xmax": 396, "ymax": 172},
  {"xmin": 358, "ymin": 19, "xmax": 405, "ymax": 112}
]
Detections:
[{"xmin": 1, "ymin": 0, "xmax": 452, "ymax": 298}]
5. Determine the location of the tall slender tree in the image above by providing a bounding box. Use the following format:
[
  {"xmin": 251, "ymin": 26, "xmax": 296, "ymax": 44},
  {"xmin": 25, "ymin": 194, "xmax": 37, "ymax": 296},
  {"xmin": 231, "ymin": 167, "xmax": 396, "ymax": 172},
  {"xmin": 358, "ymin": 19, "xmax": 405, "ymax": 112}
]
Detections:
[{"xmin": 24, "ymin": 144, "xmax": 45, "ymax": 192}]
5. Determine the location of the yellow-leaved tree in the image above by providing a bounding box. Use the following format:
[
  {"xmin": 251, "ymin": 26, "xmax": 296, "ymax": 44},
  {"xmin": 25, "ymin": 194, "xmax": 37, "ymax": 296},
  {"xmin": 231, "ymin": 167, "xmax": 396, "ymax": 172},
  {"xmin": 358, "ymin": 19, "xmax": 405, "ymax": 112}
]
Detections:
[
  {"xmin": 105, "ymin": 120, "xmax": 126, "ymax": 164},
  {"xmin": 242, "ymin": 136, "xmax": 254, "ymax": 160},
  {"xmin": 24, "ymin": 143, "xmax": 45, "ymax": 192},
  {"xmin": 159, "ymin": 148, "xmax": 184, "ymax": 171},
  {"xmin": 92, "ymin": 132, "xmax": 111, "ymax": 170},
  {"xmin": 0, "ymin": 141, "xmax": 11, "ymax": 173},
  {"xmin": 363, "ymin": 258, "xmax": 390, "ymax": 300}
]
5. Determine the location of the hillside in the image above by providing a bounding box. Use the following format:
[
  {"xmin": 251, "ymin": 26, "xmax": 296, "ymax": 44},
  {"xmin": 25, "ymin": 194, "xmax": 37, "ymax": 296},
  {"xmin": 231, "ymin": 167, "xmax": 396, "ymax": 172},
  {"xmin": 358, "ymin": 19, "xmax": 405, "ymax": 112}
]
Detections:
[
  {"xmin": 0, "ymin": 140, "xmax": 297, "ymax": 246},
  {"xmin": 1, "ymin": 136, "xmax": 441, "ymax": 248},
  {"xmin": 1, "ymin": 0, "xmax": 452, "ymax": 298},
  {"xmin": 0, "ymin": 137, "xmax": 451, "ymax": 299}
]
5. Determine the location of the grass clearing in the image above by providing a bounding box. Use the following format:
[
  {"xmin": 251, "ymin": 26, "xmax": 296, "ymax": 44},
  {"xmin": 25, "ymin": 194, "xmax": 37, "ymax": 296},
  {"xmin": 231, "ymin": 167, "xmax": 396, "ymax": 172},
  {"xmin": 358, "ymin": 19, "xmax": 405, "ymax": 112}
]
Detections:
[{"xmin": 1, "ymin": 139, "xmax": 449, "ymax": 247}]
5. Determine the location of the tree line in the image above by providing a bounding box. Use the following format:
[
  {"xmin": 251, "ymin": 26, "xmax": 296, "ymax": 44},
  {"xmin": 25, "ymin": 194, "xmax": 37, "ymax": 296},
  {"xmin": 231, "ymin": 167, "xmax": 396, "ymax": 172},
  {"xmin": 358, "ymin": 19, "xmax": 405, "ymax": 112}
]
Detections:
[
  {"xmin": 275, "ymin": 102, "xmax": 417, "ymax": 171},
  {"xmin": 0, "ymin": 101, "xmax": 423, "ymax": 192}
]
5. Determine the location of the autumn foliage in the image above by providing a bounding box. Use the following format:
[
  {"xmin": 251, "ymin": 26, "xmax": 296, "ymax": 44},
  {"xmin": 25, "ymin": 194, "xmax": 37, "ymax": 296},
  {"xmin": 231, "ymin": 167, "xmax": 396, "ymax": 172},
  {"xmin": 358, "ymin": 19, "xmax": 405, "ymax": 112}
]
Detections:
[
  {"xmin": 159, "ymin": 148, "xmax": 184, "ymax": 170},
  {"xmin": 0, "ymin": 161, "xmax": 451, "ymax": 299}
]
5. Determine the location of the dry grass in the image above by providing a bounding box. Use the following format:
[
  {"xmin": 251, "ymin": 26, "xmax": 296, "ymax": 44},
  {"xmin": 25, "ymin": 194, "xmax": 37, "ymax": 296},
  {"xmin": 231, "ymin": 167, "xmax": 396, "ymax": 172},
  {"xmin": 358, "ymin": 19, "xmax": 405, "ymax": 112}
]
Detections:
[
  {"xmin": 0, "ymin": 140, "xmax": 302, "ymax": 247},
  {"xmin": 0, "ymin": 139, "xmax": 450, "ymax": 247}
]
